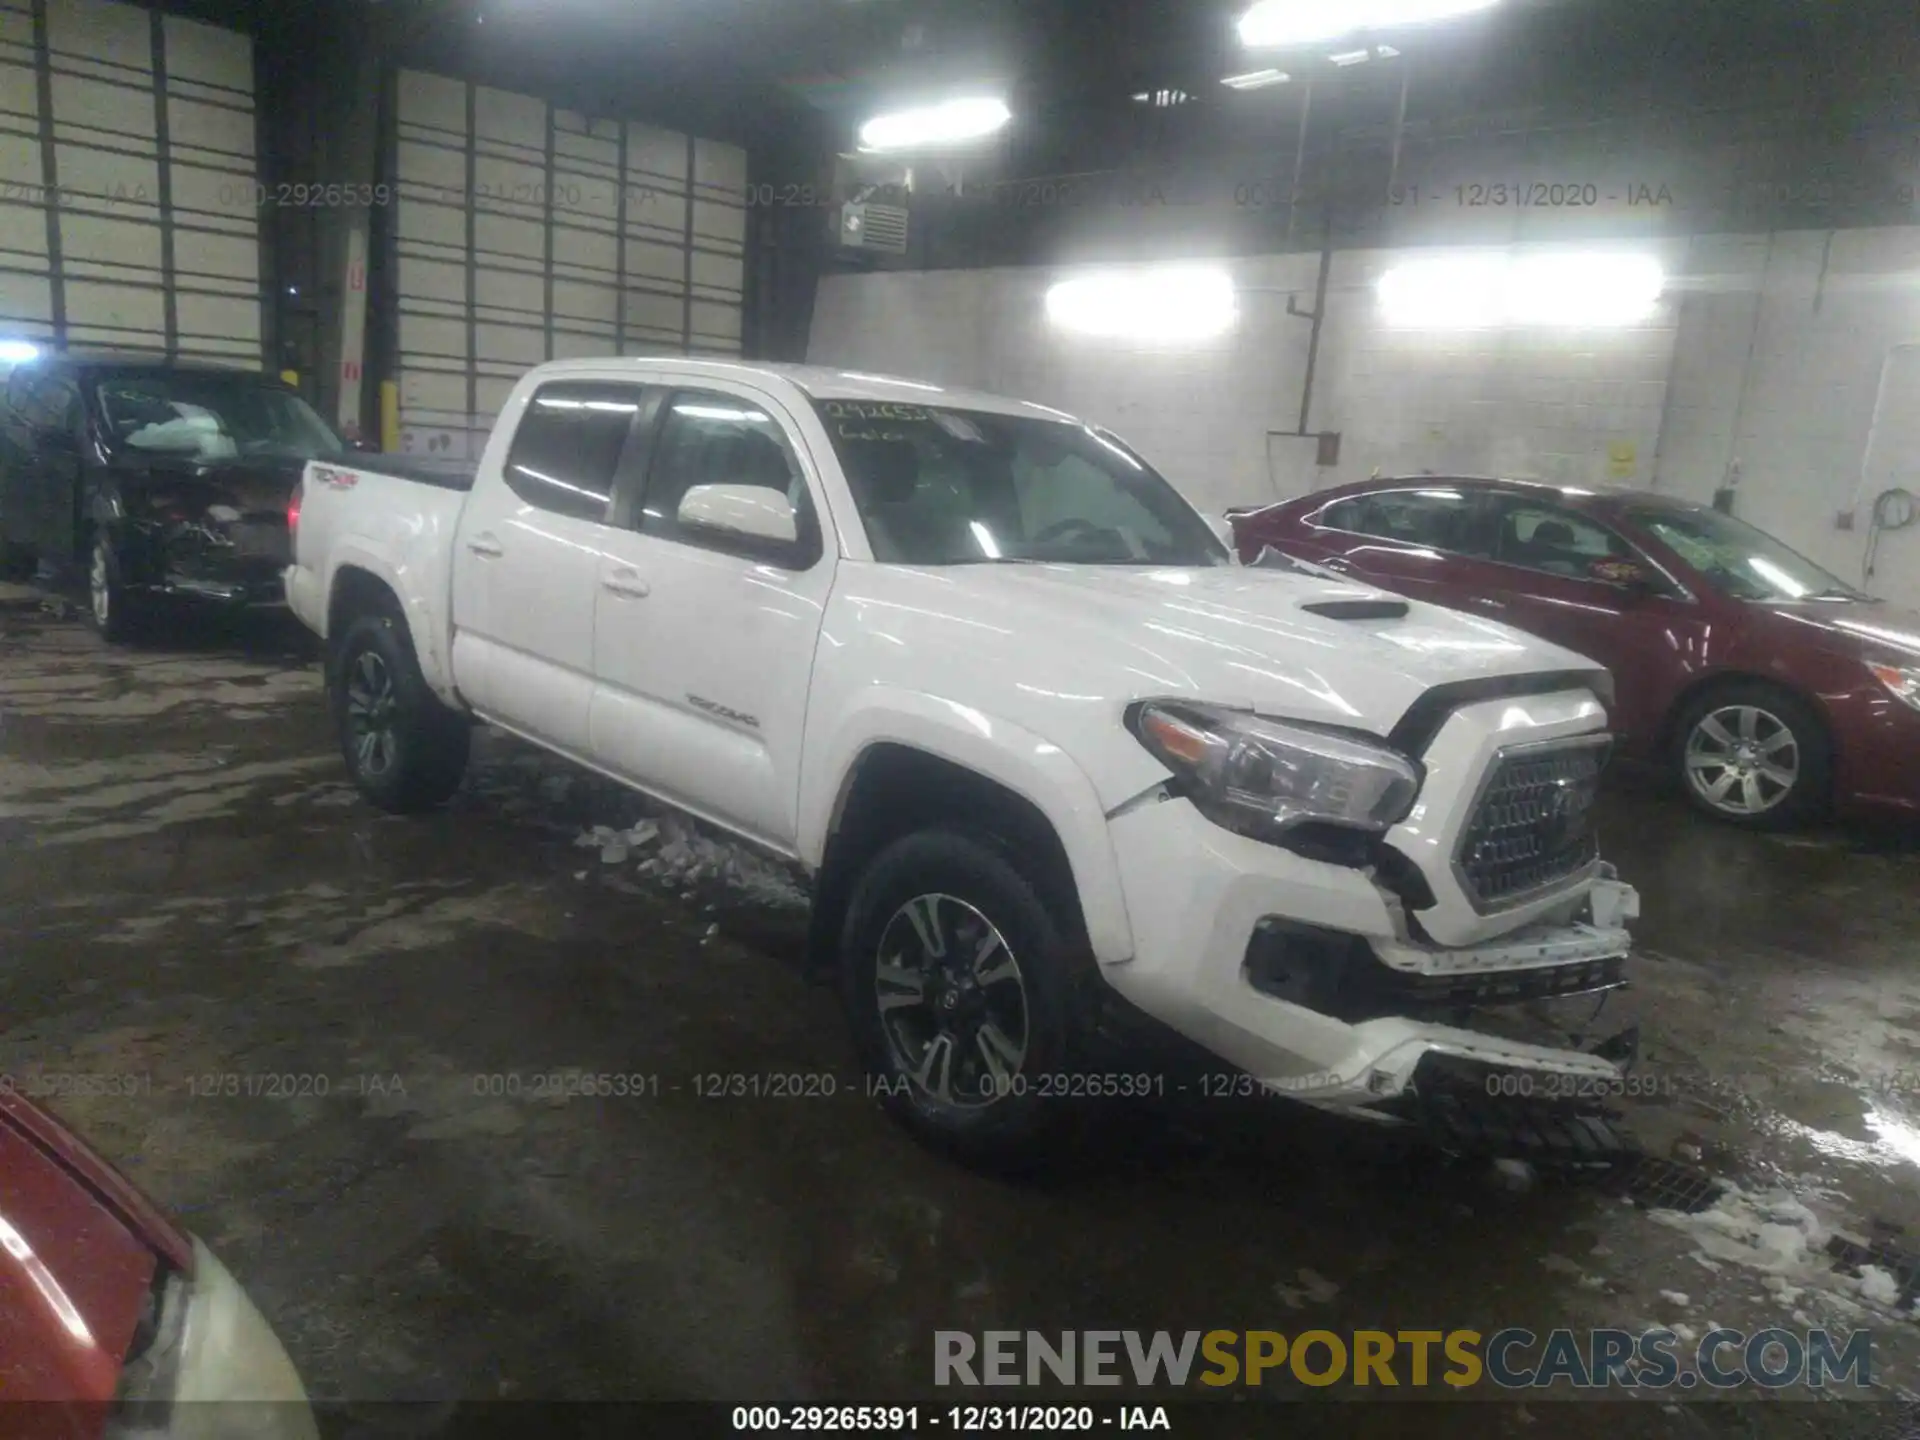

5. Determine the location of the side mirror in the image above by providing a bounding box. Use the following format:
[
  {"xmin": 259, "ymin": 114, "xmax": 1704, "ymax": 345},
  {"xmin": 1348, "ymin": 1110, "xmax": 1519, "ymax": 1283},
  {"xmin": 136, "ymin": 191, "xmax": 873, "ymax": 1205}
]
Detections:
[
  {"xmin": 678, "ymin": 483, "xmax": 798, "ymax": 546},
  {"xmin": 1206, "ymin": 513, "xmax": 1238, "ymax": 557}
]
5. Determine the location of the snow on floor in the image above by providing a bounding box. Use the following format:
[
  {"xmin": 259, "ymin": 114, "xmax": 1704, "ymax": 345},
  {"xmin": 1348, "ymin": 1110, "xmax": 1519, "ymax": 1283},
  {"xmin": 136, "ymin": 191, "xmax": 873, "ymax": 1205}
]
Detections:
[
  {"xmin": 1650, "ymin": 1182, "xmax": 1915, "ymax": 1321},
  {"xmin": 577, "ymin": 815, "xmax": 809, "ymax": 911}
]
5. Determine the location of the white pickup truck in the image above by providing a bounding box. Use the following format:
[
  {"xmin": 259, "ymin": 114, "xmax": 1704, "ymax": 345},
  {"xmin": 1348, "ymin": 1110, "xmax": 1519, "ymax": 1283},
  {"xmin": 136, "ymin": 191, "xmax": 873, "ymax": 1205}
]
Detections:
[{"xmin": 286, "ymin": 358, "xmax": 1641, "ymax": 1165}]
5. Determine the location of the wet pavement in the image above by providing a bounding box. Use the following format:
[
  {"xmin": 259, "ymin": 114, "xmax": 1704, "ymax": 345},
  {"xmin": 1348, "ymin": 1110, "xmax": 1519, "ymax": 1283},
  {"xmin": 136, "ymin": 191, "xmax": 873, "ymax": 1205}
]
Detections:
[{"xmin": 3, "ymin": 586, "xmax": 1920, "ymax": 1438}]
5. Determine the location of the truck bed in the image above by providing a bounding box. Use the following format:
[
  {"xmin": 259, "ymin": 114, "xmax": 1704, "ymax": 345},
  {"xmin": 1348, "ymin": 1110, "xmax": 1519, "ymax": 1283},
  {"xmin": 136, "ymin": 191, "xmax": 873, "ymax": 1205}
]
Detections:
[
  {"xmin": 334, "ymin": 453, "xmax": 478, "ymax": 491},
  {"xmin": 288, "ymin": 451, "xmax": 473, "ymax": 695}
]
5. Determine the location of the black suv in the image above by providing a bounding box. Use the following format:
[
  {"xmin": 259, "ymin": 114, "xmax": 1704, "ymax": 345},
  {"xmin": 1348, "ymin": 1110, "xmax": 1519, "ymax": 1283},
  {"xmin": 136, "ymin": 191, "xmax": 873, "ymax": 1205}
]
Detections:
[{"xmin": 0, "ymin": 352, "xmax": 352, "ymax": 641}]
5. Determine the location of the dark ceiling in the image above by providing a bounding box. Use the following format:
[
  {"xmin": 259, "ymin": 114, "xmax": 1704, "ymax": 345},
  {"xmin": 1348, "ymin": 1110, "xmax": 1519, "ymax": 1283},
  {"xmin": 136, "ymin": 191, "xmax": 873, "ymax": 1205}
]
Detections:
[{"xmin": 167, "ymin": 0, "xmax": 1919, "ymax": 168}]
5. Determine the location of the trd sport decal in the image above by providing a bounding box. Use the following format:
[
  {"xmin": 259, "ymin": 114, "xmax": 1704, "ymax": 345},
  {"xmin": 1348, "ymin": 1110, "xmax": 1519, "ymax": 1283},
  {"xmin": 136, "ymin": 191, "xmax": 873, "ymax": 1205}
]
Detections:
[{"xmin": 687, "ymin": 694, "xmax": 760, "ymax": 729}]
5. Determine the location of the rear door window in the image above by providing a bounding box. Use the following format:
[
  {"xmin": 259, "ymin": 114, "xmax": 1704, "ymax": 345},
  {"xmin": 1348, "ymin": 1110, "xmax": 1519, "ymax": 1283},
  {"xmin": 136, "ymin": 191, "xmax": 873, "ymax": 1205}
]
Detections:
[
  {"xmin": 1314, "ymin": 488, "xmax": 1480, "ymax": 554},
  {"xmin": 502, "ymin": 382, "xmax": 645, "ymax": 523},
  {"xmin": 1487, "ymin": 498, "xmax": 1637, "ymax": 580},
  {"xmin": 8, "ymin": 368, "xmax": 78, "ymax": 434}
]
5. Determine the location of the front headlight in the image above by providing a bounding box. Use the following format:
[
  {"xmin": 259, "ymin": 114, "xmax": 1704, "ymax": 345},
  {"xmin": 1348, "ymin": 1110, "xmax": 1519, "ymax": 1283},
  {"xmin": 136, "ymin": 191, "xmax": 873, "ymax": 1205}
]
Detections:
[
  {"xmin": 1130, "ymin": 701, "xmax": 1421, "ymax": 839},
  {"xmin": 1869, "ymin": 661, "xmax": 1920, "ymax": 711}
]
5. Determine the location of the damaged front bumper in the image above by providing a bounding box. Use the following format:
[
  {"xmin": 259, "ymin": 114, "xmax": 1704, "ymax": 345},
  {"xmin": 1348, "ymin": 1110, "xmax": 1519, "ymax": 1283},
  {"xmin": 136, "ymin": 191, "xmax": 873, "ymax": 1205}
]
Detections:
[
  {"xmin": 120, "ymin": 518, "xmax": 290, "ymax": 607},
  {"xmin": 1099, "ymin": 792, "xmax": 1641, "ymax": 1114}
]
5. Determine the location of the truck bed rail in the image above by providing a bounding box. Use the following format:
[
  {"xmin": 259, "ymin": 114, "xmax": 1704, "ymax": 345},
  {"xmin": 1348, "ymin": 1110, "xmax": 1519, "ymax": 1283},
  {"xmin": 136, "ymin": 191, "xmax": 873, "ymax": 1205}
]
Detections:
[{"xmin": 331, "ymin": 454, "xmax": 478, "ymax": 491}]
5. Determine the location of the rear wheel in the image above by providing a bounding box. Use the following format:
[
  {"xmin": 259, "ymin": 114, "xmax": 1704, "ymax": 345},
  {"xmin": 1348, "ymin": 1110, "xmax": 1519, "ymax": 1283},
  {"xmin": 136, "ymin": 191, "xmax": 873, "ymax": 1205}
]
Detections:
[
  {"xmin": 1674, "ymin": 681, "xmax": 1829, "ymax": 828},
  {"xmin": 330, "ymin": 613, "xmax": 470, "ymax": 812},
  {"xmin": 840, "ymin": 829, "xmax": 1097, "ymax": 1170}
]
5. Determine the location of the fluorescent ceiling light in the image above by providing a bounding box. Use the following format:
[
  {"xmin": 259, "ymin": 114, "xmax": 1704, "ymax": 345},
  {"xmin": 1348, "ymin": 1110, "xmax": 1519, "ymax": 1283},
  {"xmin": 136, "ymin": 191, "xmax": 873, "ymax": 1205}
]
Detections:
[
  {"xmin": 1238, "ymin": 0, "xmax": 1498, "ymax": 48},
  {"xmin": 858, "ymin": 97, "xmax": 1010, "ymax": 152},
  {"xmin": 1045, "ymin": 265, "xmax": 1238, "ymax": 342},
  {"xmin": 1328, "ymin": 48, "xmax": 1372, "ymax": 65},
  {"xmin": 1221, "ymin": 68, "xmax": 1290, "ymax": 89},
  {"xmin": 0, "ymin": 339, "xmax": 41, "ymax": 363},
  {"xmin": 1377, "ymin": 252, "xmax": 1665, "ymax": 329}
]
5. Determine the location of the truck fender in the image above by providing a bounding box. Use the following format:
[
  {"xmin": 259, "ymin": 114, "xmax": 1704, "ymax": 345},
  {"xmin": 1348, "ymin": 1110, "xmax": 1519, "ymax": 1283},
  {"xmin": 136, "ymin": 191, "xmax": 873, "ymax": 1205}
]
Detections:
[
  {"xmin": 322, "ymin": 543, "xmax": 458, "ymax": 706},
  {"xmin": 82, "ymin": 483, "xmax": 140, "ymax": 571},
  {"xmin": 801, "ymin": 690, "xmax": 1136, "ymax": 966},
  {"xmin": 83, "ymin": 478, "xmax": 124, "ymax": 526}
]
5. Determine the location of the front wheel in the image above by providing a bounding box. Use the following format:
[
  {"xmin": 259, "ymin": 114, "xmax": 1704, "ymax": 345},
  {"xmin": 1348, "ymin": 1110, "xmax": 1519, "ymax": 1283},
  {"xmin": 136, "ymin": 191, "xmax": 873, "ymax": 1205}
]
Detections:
[
  {"xmin": 330, "ymin": 613, "xmax": 470, "ymax": 812},
  {"xmin": 840, "ymin": 829, "xmax": 1097, "ymax": 1170},
  {"xmin": 87, "ymin": 532, "xmax": 139, "ymax": 644},
  {"xmin": 1675, "ymin": 682, "xmax": 1829, "ymax": 828}
]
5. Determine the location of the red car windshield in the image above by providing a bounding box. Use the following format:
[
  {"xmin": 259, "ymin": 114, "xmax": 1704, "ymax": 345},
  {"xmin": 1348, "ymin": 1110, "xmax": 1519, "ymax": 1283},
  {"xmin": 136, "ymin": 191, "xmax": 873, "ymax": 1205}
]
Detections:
[{"xmin": 1622, "ymin": 504, "xmax": 1866, "ymax": 603}]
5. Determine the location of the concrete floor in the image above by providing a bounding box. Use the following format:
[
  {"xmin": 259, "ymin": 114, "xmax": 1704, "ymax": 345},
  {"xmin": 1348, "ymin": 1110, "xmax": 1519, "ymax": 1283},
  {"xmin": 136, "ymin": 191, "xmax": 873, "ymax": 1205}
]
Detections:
[{"xmin": 4, "ymin": 587, "xmax": 1920, "ymax": 1438}]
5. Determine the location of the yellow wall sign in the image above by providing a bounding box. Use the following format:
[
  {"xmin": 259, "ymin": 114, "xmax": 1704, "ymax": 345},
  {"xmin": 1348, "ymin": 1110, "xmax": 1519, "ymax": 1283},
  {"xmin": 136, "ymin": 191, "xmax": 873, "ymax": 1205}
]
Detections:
[{"xmin": 1607, "ymin": 441, "xmax": 1638, "ymax": 479}]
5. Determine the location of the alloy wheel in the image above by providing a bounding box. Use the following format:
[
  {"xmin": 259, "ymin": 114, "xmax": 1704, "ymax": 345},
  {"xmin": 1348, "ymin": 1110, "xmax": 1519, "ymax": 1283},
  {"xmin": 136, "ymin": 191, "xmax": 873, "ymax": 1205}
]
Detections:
[
  {"xmin": 344, "ymin": 649, "xmax": 400, "ymax": 778},
  {"xmin": 874, "ymin": 893, "xmax": 1029, "ymax": 1109},
  {"xmin": 90, "ymin": 541, "xmax": 111, "ymax": 629},
  {"xmin": 1684, "ymin": 704, "xmax": 1799, "ymax": 817}
]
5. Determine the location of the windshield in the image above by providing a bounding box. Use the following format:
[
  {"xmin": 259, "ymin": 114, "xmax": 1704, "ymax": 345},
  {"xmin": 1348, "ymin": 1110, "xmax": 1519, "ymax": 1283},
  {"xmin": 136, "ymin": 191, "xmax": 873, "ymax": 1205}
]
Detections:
[
  {"xmin": 94, "ymin": 372, "xmax": 344, "ymax": 462},
  {"xmin": 812, "ymin": 399, "xmax": 1229, "ymax": 567},
  {"xmin": 1626, "ymin": 504, "xmax": 1864, "ymax": 603}
]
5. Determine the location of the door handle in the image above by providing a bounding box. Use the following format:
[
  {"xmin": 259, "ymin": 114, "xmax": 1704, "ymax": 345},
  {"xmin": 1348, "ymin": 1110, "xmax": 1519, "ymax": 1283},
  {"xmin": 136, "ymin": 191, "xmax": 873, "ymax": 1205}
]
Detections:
[
  {"xmin": 602, "ymin": 571, "xmax": 651, "ymax": 599},
  {"xmin": 465, "ymin": 532, "xmax": 504, "ymax": 559},
  {"xmin": 1468, "ymin": 595, "xmax": 1508, "ymax": 611}
]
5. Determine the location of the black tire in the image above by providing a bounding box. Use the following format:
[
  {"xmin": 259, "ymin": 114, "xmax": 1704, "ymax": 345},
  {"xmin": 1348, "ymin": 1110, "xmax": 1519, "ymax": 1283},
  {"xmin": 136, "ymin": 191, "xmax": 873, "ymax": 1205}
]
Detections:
[
  {"xmin": 86, "ymin": 531, "xmax": 140, "ymax": 644},
  {"xmin": 840, "ymin": 828, "xmax": 1100, "ymax": 1171},
  {"xmin": 0, "ymin": 487, "xmax": 30, "ymax": 580},
  {"xmin": 329, "ymin": 612, "xmax": 470, "ymax": 813},
  {"xmin": 1672, "ymin": 679, "xmax": 1830, "ymax": 829}
]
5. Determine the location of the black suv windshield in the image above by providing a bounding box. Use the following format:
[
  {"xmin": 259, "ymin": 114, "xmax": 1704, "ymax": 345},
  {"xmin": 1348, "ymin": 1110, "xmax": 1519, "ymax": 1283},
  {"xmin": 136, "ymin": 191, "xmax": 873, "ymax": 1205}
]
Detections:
[
  {"xmin": 94, "ymin": 371, "xmax": 344, "ymax": 462},
  {"xmin": 812, "ymin": 399, "xmax": 1228, "ymax": 567},
  {"xmin": 1624, "ymin": 503, "xmax": 1865, "ymax": 603}
]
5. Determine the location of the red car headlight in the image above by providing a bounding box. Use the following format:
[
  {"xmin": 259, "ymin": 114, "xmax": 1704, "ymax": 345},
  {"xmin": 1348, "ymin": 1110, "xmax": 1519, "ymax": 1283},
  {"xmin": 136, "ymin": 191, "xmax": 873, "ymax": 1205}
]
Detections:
[{"xmin": 1868, "ymin": 662, "xmax": 1920, "ymax": 712}]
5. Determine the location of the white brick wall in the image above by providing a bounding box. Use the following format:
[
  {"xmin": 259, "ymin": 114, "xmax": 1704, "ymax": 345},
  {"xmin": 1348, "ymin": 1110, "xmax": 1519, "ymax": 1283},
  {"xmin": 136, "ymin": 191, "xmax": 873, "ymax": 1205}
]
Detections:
[
  {"xmin": 808, "ymin": 228, "xmax": 1920, "ymax": 607},
  {"xmin": 1654, "ymin": 227, "xmax": 1920, "ymax": 607}
]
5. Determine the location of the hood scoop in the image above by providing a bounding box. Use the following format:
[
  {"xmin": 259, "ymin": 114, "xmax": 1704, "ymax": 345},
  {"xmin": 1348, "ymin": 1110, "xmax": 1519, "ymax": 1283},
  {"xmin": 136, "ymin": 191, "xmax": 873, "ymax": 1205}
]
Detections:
[{"xmin": 1300, "ymin": 597, "xmax": 1411, "ymax": 621}]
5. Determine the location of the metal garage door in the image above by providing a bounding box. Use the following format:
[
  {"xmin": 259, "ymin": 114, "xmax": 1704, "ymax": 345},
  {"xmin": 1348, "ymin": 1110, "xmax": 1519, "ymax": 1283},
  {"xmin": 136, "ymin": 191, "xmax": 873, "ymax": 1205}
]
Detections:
[
  {"xmin": 388, "ymin": 68, "xmax": 748, "ymax": 459},
  {"xmin": 0, "ymin": 0, "xmax": 262, "ymax": 362}
]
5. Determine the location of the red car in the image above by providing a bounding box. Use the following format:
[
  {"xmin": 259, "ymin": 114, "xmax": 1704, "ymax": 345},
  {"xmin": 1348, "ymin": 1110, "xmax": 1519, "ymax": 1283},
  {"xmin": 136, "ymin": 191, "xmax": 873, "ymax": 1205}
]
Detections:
[
  {"xmin": 0, "ymin": 1088, "xmax": 317, "ymax": 1438},
  {"xmin": 1231, "ymin": 477, "xmax": 1920, "ymax": 828}
]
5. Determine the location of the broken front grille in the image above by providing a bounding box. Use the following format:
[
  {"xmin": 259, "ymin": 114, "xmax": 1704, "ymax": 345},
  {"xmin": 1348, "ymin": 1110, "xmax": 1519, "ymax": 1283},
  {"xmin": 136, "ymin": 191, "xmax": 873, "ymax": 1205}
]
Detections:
[{"xmin": 1454, "ymin": 737, "xmax": 1608, "ymax": 910}]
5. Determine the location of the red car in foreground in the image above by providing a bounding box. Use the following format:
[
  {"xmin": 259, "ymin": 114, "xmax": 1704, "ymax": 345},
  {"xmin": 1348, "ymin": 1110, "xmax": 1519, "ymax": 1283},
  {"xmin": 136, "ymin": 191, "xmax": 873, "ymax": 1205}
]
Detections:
[
  {"xmin": 0, "ymin": 1089, "xmax": 317, "ymax": 1439},
  {"xmin": 1231, "ymin": 477, "xmax": 1920, "ymax": 828}
]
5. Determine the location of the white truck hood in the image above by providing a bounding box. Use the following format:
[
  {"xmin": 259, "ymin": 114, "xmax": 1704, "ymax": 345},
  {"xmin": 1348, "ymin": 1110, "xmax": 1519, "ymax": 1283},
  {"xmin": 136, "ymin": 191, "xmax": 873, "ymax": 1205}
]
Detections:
[{"xmin": 866, "ymin": 562, "xmax": 1603, "ymax": 734}]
